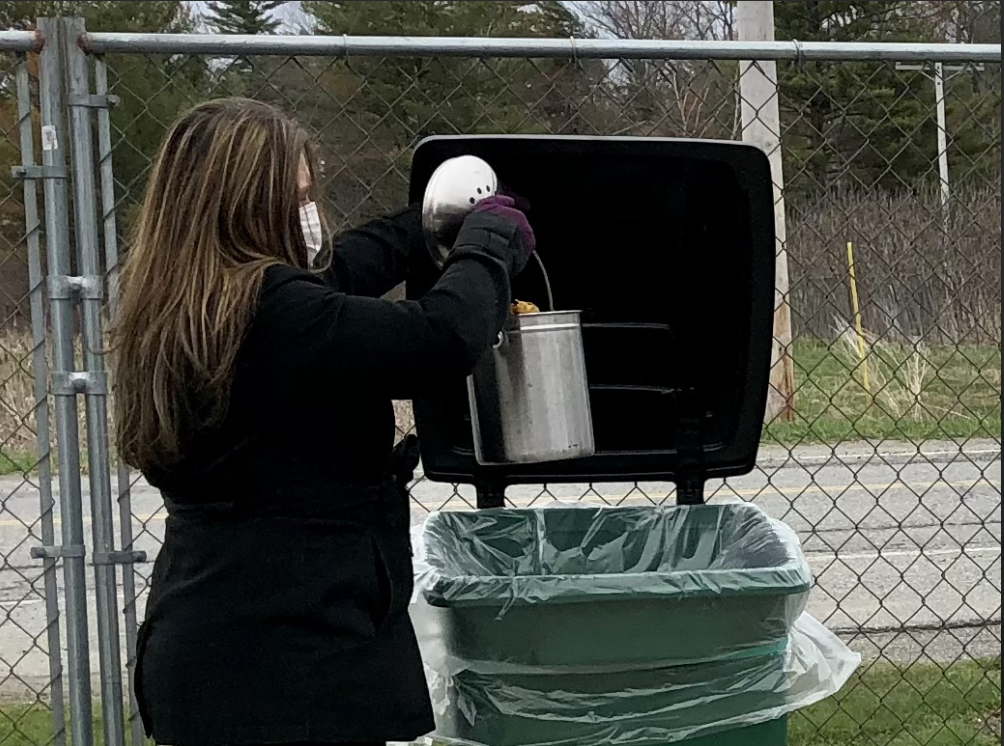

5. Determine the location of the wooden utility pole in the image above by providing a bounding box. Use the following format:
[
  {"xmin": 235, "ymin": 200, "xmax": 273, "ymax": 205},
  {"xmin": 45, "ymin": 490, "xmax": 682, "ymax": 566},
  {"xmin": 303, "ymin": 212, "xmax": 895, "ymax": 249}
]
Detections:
[{"xmin": 738, "ymin": 0, "xmax": 796, "ymax": 422}]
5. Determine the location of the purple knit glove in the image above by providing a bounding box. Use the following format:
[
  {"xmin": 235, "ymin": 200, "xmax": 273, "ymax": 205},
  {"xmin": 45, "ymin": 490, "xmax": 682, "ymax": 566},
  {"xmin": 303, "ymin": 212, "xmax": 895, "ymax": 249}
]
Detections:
[{"xmin": 472, "ymin": 195, "xmax": 536, "ymax": 258}]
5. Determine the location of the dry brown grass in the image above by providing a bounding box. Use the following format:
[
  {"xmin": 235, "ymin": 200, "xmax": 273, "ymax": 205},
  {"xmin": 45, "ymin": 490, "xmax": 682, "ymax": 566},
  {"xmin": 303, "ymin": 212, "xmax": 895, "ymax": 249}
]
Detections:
[
  {"xmin": 0, "ymin": 328, "xmax": 56, "ymax": 465},
  {"xmin": 0, "ymin": 328, "xmax": 420, "ymax": 473},
  {"xmin": 393, "ymin": 399, "xmax": 415, "ymax": 437},
  {"xmin": 3, "ymin": 324, "xmax": 1001, "ymax": 474},
  {"xmin": 789, "ymin": 183, "xmax": 1001, "ymax": 344},
  {"xmin": 0, "ymin": 329, "xmax": 106, "ymax": 473},
  {"xmin": 833, "ymin": 320, "xmax": 934, "ymax": 421}
]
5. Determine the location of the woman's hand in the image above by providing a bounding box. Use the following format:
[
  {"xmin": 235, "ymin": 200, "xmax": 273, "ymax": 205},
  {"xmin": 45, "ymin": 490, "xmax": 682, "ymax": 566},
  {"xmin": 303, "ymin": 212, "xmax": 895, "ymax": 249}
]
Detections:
[{"xmin": 471, "ymin": 195, "xmax": 536, "ymax": 275}]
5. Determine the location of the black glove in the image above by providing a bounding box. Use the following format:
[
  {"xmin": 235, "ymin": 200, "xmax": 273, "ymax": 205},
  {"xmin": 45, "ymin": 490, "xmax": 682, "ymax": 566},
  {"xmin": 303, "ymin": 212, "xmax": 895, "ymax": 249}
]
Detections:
[
  {"xmin": 472, "ymin": 195, "xmax": 535, "ymax": 258},
  {"xmin": 450, "ymin": 207, "xmax": 534, "ymax": 279}
]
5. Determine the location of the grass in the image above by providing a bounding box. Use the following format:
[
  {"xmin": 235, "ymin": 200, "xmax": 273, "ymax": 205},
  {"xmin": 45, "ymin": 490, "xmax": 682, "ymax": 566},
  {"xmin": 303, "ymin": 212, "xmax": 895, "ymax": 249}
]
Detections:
[
  {"xmin": 1, "ymin": 661, "xmax": 999, "ymax": 746},
  {"xmin": 789, "ymin": 658, "xmax": 1001, "ymax": 746},
  {"xmin": 764, "ymin": 339, "xmax": 1000, "ymax": 446},
  {"xmin": 2, "ymin": 331, "xmax": 1002, "ymax": 477},
  {"xmin": 0, "ymin": 450, "xmax": 38, "ymax": 476}
]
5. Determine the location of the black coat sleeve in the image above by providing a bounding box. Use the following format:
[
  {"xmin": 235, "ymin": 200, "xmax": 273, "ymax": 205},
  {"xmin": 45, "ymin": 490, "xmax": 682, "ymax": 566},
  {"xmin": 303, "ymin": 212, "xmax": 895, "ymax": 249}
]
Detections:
[
  {"xmin": 321, "ymin": 205, "xmax": 425, "ymax": 298},
  {"xmin": 248, "ymin": 213, "xmax": 517, "ymax": 400}
]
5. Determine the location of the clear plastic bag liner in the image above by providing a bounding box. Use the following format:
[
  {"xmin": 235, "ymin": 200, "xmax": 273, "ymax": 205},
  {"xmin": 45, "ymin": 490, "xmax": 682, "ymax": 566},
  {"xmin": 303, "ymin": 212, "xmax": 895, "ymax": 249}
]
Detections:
[
  {"xmin": 412, "ymin": 502, "xmax": 812, "ymax": 669},
  {"xmin": 412, "ymin": 607, "xmax": 859, "ymax": 746},
  {"xmin": 409, "ymin": 502, "xmax": 860, "ymax": 745},
  {"xmin": 413, "ymin": 502, "xmax": 812, "ymax": 609}
]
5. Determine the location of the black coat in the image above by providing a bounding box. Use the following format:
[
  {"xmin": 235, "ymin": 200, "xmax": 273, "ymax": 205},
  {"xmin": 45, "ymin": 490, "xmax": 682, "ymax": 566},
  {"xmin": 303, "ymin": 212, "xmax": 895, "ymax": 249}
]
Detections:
[{"xmin": 135, "ymin": 206, "xmax": 517, "ymax": 745}]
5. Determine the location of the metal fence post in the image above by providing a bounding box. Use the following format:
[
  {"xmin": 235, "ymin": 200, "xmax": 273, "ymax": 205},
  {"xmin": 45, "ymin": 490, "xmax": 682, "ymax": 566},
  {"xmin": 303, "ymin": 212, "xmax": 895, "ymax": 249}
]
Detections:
[
  {"xmin": 62, "ymin": 16, "xmax": 128, "ymax": 746},
  {"xmin": 93, "ymin": 53, "xmax": 147, "ymax": 746},
  {"xmin": 35, "ymin": 16, "xmax": 95, "ymax": 746},
  {"xmin": 15, "ymin": 47, "xmax": 67, "ymax": 746}
]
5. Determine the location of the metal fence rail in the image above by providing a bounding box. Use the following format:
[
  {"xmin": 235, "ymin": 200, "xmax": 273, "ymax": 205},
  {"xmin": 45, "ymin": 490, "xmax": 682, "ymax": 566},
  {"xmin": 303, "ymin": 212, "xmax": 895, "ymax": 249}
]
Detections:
[
  {"xmin": 79, "ymin": 31, "xmax": 1002, "ymax": 60},
  {"xmin": 0, "ymin": 19, "xmax": 1000, "ymax": 746}
]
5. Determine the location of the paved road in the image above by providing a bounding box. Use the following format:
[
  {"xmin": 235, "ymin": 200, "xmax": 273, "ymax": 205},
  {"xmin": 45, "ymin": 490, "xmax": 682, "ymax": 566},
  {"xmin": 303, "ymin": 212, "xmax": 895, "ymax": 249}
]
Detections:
[{"xmin": 1, "ymin": 441, "xmax": 1000, "ymax": 698}]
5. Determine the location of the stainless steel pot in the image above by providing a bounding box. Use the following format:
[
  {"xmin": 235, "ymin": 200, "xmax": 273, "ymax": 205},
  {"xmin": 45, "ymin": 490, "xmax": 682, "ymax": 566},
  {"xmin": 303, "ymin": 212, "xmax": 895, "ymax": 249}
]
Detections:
[
  {"xmin": 468, "ymin": 310, "xmax": 595, "ymax": 465},
  {"xmin": 422, "ymin": 154, "xmax": 593, "ymax": 465}
]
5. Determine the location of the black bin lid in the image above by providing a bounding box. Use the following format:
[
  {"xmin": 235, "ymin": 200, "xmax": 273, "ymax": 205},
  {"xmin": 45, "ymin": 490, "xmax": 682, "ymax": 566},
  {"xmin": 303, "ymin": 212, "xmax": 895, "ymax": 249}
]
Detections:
[{"xmin": 406, "ymin": 135, "xmax": 775, "ymax": 487}]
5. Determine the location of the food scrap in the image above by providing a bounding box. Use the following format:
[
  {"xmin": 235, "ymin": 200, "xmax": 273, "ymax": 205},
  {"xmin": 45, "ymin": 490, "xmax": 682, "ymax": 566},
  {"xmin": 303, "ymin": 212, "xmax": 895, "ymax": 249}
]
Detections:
[{"xmin": 511, "ymin": 300, "xmax": 540, "ymax": 315}]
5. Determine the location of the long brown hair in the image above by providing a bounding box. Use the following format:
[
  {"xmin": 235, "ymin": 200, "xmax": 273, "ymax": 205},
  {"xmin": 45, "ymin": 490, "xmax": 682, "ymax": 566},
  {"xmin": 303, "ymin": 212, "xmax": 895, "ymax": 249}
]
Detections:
[{"xmin": 113, "ymin": 98, "xmax": 317, "ymax": 473}]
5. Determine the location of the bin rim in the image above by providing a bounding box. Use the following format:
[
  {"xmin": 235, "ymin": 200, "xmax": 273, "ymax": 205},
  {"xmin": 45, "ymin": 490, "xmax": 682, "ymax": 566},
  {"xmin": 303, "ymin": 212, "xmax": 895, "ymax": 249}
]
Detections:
[
  {"xmin": 417, "ymin": 502, "xmax": 813, "ymax": 609},
  {"xmin": 421, "ymin": 572, "xmax": 812, "ymax": 608}
]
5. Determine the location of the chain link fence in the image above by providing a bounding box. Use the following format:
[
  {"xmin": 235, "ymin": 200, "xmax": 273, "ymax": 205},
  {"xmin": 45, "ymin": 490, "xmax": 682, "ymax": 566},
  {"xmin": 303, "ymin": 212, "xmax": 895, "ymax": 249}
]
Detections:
[
  {"xmin": 0, "ymin": 32, "xmax": 68, "ymax": 746},
  {"xmin": 0, "ymin": 20, "xmax": 1000, "ymax": 746}
]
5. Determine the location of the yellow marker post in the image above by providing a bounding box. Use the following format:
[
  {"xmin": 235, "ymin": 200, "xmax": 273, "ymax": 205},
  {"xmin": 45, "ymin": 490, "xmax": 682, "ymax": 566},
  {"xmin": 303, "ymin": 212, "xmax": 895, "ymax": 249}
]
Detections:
[{"xmin": 846, "ymin": 241, "xmax": 871, "ymax": 397}]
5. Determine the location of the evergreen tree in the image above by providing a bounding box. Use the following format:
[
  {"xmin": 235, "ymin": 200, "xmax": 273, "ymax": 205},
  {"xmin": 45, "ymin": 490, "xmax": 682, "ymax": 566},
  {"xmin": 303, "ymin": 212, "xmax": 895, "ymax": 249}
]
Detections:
[
  {"xmin": 301, "ymin": 1, "xmax": 599, "ymax": 221},
  {"xmin": 0, "ymin": 0, "xmax": 198, "ymax": 326},
  {"xmin": 204, "ymin": 1, "xmax": 285, "ymax": 90},
  {"xmin": 773, "ymin": 1, "xmax": 947, "ymax": 193},
  {"xmin": 205, "ymin": 0, "xmax": 284, "ymax": 35}
]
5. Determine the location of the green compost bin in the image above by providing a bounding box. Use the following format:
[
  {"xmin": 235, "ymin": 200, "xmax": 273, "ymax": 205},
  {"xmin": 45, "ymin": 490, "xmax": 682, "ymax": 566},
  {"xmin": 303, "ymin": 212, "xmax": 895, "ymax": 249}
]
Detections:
[{"xmin": 418, "ymin": 503, "xmax": 812, "ymax": 746}]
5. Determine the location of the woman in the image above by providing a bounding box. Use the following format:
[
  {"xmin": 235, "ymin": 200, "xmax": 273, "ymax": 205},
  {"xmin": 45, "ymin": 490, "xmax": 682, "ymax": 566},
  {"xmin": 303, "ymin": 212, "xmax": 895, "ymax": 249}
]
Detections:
[{"xmin": 112, "ymin": 98, "xmax": 534, "ymax": 746}]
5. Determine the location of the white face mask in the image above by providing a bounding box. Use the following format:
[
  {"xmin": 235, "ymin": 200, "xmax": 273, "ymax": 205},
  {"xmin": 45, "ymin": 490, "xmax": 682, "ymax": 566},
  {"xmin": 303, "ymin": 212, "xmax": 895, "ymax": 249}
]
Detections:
[{"xmin": 299, "ymin": 201, "xmax": 323, "ymax": 265}]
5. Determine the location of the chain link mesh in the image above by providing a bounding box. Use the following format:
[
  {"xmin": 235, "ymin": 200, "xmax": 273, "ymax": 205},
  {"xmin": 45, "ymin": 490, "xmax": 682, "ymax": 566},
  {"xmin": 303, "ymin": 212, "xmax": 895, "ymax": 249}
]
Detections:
[
  {"xmin": 1, "ymin": 49, "xmax": 66, "ymax": 746},
  {"xmin": 1, "ymin": 39, "xmax": 1000, "ymax": 746}
]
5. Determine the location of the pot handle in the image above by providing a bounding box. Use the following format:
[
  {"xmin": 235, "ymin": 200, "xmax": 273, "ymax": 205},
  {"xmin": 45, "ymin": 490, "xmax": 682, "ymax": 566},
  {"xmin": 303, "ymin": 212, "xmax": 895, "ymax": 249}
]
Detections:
[{"xmin": 531, "ymin": 251, "xmax": 555, "ymax": 311}]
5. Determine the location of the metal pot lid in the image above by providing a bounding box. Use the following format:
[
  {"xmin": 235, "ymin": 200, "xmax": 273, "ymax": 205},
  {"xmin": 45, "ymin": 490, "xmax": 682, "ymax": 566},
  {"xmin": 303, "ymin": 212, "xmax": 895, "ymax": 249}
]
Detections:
[{"xmin": 422, "ymin": 155, "xmax": 499, "ymax": 268}]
